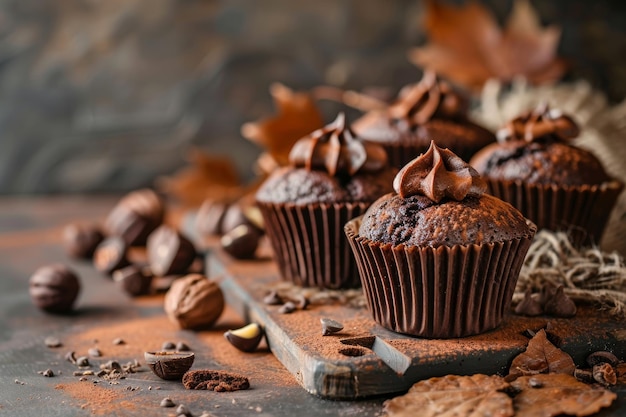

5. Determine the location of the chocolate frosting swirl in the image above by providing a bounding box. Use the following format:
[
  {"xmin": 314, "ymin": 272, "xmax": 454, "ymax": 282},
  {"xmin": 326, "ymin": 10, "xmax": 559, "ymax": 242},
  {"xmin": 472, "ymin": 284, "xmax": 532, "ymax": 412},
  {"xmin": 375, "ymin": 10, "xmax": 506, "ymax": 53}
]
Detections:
[
  {"xmin": 289, "ymin": 113, "xmax": 388, "ymax": 176},
  {"xmin": 387, "ymin": 71, "xmax": 469, "ymax": 126},
  {"xmin": 497, "ymin": 103, "xmax": 580, "ymax": 143},
  {"xmin": 393, "ymin": 141, "xmax": 486, "ymax": 202}
]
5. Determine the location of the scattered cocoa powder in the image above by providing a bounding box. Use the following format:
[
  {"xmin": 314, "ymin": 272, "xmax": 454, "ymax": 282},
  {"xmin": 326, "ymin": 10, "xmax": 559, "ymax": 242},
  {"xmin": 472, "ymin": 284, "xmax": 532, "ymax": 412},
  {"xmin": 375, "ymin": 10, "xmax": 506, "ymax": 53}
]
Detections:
[{"xmin": 55, "ymin": 382, "xmax": 137, "ymax": 415}]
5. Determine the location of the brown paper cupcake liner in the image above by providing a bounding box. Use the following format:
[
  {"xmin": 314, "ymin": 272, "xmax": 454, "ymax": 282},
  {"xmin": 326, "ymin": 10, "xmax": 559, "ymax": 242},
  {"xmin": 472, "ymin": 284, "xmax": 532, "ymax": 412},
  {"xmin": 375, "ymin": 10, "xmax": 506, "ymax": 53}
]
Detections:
[
  {"xmin": 485, "ymin": 179, "xmax": 623, "ymax": 246},
  {"xmin": 257, "ymin": 201, "xmax": 371, "ymax": 289},
  {"xmin": 344, "ymin": 217, "xmax": 536, "ymax": 338}
]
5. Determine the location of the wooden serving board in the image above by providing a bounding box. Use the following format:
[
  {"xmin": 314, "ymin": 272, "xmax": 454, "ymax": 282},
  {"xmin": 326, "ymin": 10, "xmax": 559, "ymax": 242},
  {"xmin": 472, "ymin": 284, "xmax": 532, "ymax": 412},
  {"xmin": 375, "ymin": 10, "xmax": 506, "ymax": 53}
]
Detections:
[{"xmin": 207, "ymin": 248, "xmax": 626, "ymax": 400}]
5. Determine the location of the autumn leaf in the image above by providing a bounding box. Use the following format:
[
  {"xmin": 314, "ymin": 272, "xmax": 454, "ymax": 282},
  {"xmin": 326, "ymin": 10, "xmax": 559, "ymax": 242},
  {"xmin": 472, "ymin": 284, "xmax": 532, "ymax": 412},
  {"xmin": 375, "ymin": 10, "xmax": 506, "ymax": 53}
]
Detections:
[
  {"xmin": 410, "ymin": 0, "xmax": 567, "ymax": 92},
  {"xmin": 241, "ymin": 83, "xmax": 325, "ymax": 172},
  {"xmin": 511, "ymin": 374, "xmax": 617, "ymax": 417},
  {"xmin": 156, "ymin": 147, "xmax": 245, "ymax": 207},
  {"xmin": 383, "ymin": 374, "xmax": 514, "ymax": 417},
  {"xmin": 509, "ymin": 329, "xmax": 575, "ymax": 379}
]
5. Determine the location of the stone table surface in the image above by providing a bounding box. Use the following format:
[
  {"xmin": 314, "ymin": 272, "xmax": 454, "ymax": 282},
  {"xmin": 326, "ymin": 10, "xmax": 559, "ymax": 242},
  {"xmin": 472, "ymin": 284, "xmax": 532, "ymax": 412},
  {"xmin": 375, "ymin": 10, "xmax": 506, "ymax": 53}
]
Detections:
[{"xmin": 0, "ymin": 195, "xmax": 624, "ymax": 416}]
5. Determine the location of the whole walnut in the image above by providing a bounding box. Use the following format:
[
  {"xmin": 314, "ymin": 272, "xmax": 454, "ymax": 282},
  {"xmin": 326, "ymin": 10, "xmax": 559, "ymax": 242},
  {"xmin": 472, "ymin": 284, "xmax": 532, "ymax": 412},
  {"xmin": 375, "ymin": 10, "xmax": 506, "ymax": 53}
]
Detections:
[
  {"xmin": 164, "ymin": 274, "xmax": 224, "ymax": 330},
  {"xmin": 104, "ymin": 188, "xmax": 165, "ymax": 246}
]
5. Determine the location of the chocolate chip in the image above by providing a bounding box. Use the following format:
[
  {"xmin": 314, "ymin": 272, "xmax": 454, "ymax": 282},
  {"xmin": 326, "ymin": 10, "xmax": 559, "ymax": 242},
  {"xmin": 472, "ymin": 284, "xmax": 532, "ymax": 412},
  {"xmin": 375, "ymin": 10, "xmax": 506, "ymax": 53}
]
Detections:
[
  {"xmin": 75, "ymin": 356, "xmax": 90, "ymax": 367},
  {"xmin": 321, "ymin": 318, "xmax": 344, "ymax": 336},
  {"xmin": 62, "ymin": 223, "xmax": 104, "ymax": 259},
  {"xmin": 93, "ymin": 237, "xmax": 130, "ymax": 276},
  {"xmin": 113, "ymin": 265, "xmax": 153, "ymax": 296},
  {"xmin": 542, "ymin": 286, "xmax": 577, "ymax": 318},
  {"xmin": 30, "ymin": 264, "xmax": 81, "ymax": 314},
  {"xmin": 220, "ymin": 225, "xmax": 260, "ymax": 260},
  {"xmin": 147, "ymin": 226, "xmax": 197, "ymax": 276},
  {"xmin": 104, "ymin": 189, "xmax": 165, "ymax": 246},
  {"xmin": 112, "ymin": 338, "xmax": 125, "ymax": 345},
  {"xmin": 182, "ymin": 369, "xmax": 250, "ymax": 391},
  {"xmin": 162, "ymin": 341, "xmax": 176, "ymax": 350},
  {"xmin": 160, "ymin": 397, "xmax": 175, "ymax": 408},
  {"xmin": 176, "ymin": 342, "xmax": 191, "ymax": 352},
  {"xmin": 44, "ymin": 336, "xmax": 62, "ymax": 348},
  {"xmin": 278, "ymin": 301, "xmax": 296, "ymax": 314},
  {"xmin": 88, "ymin": 347, "xmax": 102, "ymax": 357},
  {"xmin": 514, "ymin": 289, "xmax": 543, "ymax": 316},
  {"xmin": 263, "ymin": 290, "xmax": 283, "ymax": 305}
]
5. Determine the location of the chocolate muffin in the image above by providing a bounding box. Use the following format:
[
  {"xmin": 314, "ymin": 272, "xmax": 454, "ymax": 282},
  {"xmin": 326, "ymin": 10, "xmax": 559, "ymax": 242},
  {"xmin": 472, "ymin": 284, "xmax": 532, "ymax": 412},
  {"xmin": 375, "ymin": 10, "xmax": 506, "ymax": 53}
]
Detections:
[
  {"xmin": 470, "ymin": 104, "xmax": 623, "ymax": 245},
  {"xmin": 345, "ymin": 142, "xmax": 536, "ymax": 338},
  {"xmin": 256, "ymin": 113, "xmax": 396, "ymax": 288},
  {"xmin": 352, "ymin": 71, "xmax": 495, "ymax": 168}
]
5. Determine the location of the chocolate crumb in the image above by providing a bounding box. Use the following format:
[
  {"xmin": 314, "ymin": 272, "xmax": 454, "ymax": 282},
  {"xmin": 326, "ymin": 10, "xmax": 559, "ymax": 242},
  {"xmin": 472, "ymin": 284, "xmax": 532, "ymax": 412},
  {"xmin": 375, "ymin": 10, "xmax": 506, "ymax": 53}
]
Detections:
[
  {"xmin": 278, "ymin": 301, "xmax": 296, "ymax": 314},
  {"xmin": 88, "ymin": 347, "xmax": 102, "ymax": 357},
  {"xmin": 42, "ymin": 369, "xmax": 54, "ymax": 377},
  {"xmin": 112, "ymin": 338, "xmax": 125, "ymax": 345},
  {"xmin": 44, "ymin": 336, "xmax": 62, "ymax": 348},
  {"xmin": 160, "ymin": 397, "xmax": 175, "ymax": 408},
  {"xmin": 182, "ymin": 370, "xmax": 250, "ymax": 392}
]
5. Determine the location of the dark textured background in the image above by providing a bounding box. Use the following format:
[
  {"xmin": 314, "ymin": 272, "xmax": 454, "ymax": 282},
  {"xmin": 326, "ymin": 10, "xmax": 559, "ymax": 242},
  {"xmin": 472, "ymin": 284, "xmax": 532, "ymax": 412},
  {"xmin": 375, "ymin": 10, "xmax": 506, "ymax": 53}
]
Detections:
[{"xmin": 0, "ymin": 0, "xmax": 624, "ymax": 194}]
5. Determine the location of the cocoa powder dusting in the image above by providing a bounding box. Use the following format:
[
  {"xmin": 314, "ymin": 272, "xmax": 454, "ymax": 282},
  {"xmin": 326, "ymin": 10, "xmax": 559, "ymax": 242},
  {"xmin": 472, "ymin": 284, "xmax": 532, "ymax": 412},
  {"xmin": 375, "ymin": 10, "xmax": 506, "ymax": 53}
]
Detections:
[{"xmin": 55, "ymin": 382, "xmax": 136, "ymax": 415}]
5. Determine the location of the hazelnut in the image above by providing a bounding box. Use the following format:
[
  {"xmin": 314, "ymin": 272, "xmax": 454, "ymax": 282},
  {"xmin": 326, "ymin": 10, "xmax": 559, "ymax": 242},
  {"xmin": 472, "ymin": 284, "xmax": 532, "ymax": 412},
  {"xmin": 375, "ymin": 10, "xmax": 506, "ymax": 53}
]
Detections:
[
  {"xmin": 104, "ymin": 188, "xmax": 165, "ymax": 246},
  {"xmin": 147, "ymin": 226, "xmax": 197, "ymax": 276},
  {"xmin": 164, "ymin": 274, "xmax": 224, "ymax": 330},
  {"xmin": 29, "ymin": 264, "xmax": 81, "ymax": 314}
]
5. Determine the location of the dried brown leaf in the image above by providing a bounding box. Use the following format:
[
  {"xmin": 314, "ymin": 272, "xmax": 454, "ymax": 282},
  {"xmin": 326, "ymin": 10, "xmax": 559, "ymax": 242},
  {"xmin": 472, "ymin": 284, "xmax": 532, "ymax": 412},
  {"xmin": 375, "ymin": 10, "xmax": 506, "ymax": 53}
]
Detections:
[
  {"xmin": 509, "ymin": 329, "xmax": 575, "ymax": 378},
  {"xmin": 241, "ymin": 83, "xmax": 324, "ymax": 170},
  {"xmin": 511, "ymin": 374, "xmax": 617, "ymax": 417},
  {"xmin": 410, "ymin": 0, "xmax": 567, "ymax": 92},
  {"xmin": 383, "ymin": 374, "xmax": 514, "ymax": 417},
  {"xmin": 156, "ymin": 148, "xmax": 244, "ymax": 207}
]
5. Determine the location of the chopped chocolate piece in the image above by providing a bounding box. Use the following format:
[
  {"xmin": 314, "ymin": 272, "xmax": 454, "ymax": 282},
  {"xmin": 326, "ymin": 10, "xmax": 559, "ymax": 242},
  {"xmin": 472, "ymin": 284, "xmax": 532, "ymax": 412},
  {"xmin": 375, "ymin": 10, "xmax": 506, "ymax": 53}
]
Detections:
[
  {"xmin": 220, "ymin": 224, "xmax": 260, "ymax": 260},
  {"xmin": 42, "ymin": 369, "xmax": 54, "ymax": 377},
  {"xmin": 88, "ymin": 347, "xmax": 102, "ymax": 357},
  {"xmin": 321, "ymin": 318, "xmax": 344, "ymax": 336},
  {"xmin": 113, "ymin": 265, "xmax": 153, "ymax": 296},
  {"xmin": 75, "ymin": 356, "xmax": 90, "ymax": 367},
  {"xmin": 62, "ymin": 223, "xmax": 104, "ymax": 259},
  {"xmin": 263, "ymin": 290, "xmax": 283, "ymax": 305},
  {"xmin": 195, "ymin": 199, "xmax": 229, "ymax": 236},
  {"xmin": 93, "ymin": 237, "xmax": 130, "ymax": 276},
  {"xmin": 586, "ymin": 351, "xmax": 619, "ymax": 368},
  {"xmin": 104, "ymin": 188, "xmax": 165, "ymax": 246},
  {"xmin": 278, "ymin": 301, "xmax": 296, "ymax": 314},
  {"xmin": 514, "ymin": 289, "xmax": 543, "ymax": 316},
  {"xmin": 147, "ymin": 225, "xmax": 197, "ymax": 276},
  {"xmin": 145, "ymin": 351, "xmax": 195, "ymax": 380},
  {"xmin": 30, "ymin": 264, "xmax": 81, "ymax": 314},
  {"xmin": 44, "ymin": 336, "xmax": 62, "ymax": 348},
  {"xmin": 224, "ymin": 323, "xmax": 264, "ymax": 352},
  {"xmin": 160, "ymin": 397, "xmax": 175, "ymax": 408},
  {"xmin": 162, "ymin": 341, "xmax": 176, "ymax": 350},
  {"xmin": 182, "ymin": 370, "xmax": 250, "ymax": 392}
]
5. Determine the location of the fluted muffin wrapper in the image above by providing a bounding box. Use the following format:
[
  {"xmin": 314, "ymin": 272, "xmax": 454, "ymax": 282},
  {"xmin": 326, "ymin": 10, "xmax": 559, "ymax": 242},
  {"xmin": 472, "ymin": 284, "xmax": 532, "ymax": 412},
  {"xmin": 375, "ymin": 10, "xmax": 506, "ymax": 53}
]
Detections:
[
  {"xmin": 485, "ymin": 179, "xmax": 623, "ymax": 246},
  {"xmin": 257, "ymin": 201, "xmax": 371, "ymax": 289},
  {"xmin": 344, "ymin": 217, "xmax": 536, "ymax": 338}
]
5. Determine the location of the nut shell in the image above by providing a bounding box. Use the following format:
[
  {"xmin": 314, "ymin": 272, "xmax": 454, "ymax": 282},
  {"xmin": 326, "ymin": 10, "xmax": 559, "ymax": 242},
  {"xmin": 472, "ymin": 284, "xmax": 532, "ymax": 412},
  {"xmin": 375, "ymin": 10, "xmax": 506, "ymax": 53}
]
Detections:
[
  {"xmin": 164, "ymin": 274, "xmax": 224, "ymax": 330},
  {"xmin": 144, "ymin": 351, "xmax": 194, "ymax": 380}
]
